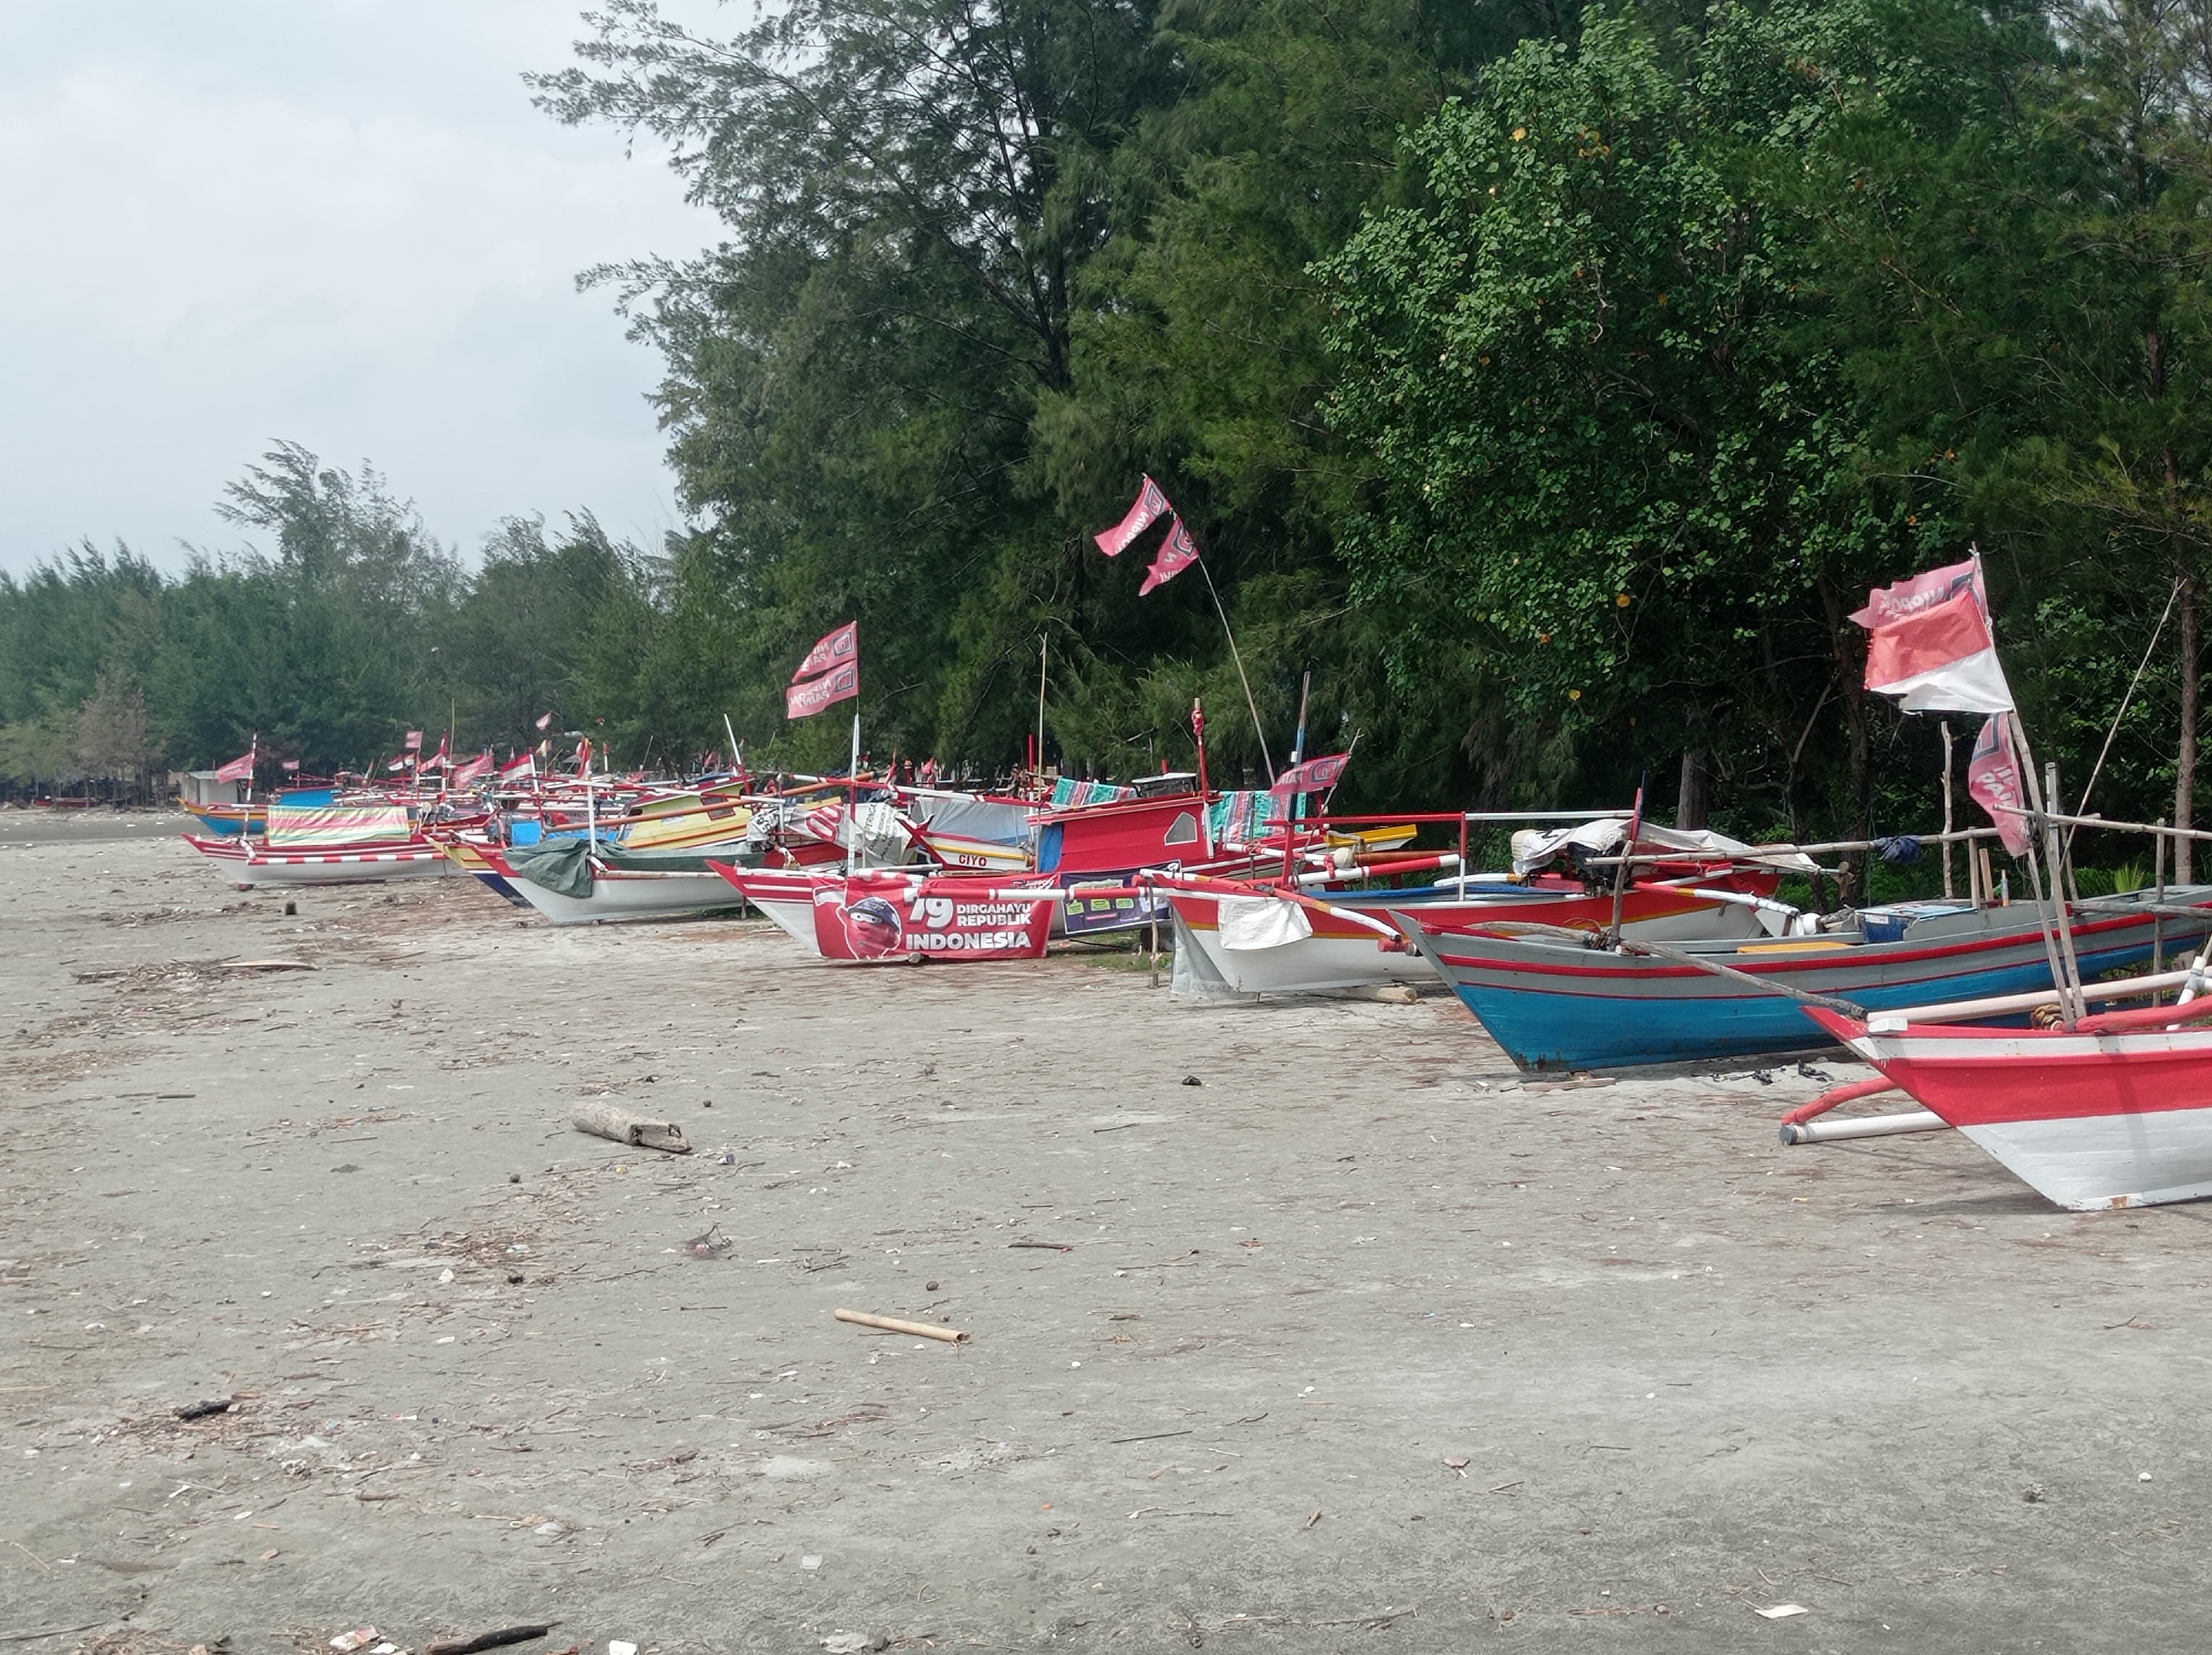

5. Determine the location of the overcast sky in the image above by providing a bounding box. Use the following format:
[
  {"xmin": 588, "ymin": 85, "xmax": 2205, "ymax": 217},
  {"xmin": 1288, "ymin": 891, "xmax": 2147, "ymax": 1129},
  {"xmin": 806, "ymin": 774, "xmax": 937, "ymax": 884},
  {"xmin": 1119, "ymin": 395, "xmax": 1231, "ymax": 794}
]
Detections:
[{"xmin": 0, "ymin": 2, "xmax": 718, "ymax": 575}]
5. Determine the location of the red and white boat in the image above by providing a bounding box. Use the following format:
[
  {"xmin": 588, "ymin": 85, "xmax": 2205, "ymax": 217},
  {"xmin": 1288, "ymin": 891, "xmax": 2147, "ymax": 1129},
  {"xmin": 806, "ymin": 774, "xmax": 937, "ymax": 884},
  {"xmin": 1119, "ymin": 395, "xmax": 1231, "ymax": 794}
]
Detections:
[
  {"xmin": 709, "ymin": 862, "xmax": 1058, "ymax": 962},
  {"xmin": 1806, "ymin": 988, "xmax": 2212, "ymax": 1210},
  {"xmin": 185, "ymin": 799, "xmax": 456, "ymax": 888}
]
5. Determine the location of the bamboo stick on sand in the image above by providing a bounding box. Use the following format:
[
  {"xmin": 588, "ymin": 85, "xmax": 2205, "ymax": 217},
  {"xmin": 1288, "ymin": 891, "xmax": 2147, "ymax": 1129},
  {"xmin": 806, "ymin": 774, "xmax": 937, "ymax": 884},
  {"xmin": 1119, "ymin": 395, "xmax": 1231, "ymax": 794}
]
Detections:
[{"xmin": 835, "ymin": 1308, "xmax": 968, "ymax": 1343}]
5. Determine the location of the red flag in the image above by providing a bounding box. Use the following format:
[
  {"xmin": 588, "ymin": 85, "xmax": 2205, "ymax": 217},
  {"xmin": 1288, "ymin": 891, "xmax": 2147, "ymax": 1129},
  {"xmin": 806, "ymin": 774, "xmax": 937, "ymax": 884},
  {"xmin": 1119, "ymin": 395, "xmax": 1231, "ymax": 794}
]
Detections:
[
  {"xmin": 1095, "ymin": 476, "xmax": 1172, "ymax": 557},
  {"xmin": 574, "ymin": 737, "xmax": 593, "ymax": 773},
  {"xmin": 1270, "ymin": 752, "xmax": 1350, "ymax": 799},
  {"xmin": 419, "ymin": 733, "xmax": 450, "ymax": 773},
  {"xmin": 787, "ymin": 660, "xmax": 860, "ymax": 719},
  {"xmin": 1966, "ymin": 713, "xmax": 2033, "ymax": 856},
  {"xmin": 1849, "ymin": 554, "xmax": 1985, "ymax": 629},
  {"xmin": 498, "ymin": 751, "xmax": 536, "ymax": 782},
  {"xmin": 403, "ymin": 729, "xmax": 424, "ymax": 753},
  {"xmin": 793, "ymin": 621, "xmax": 859, "ymax": 682},
  {"xmin": 1862, "ymin": 587, "xmax": 2014, "ymax": 714},
  {"xmin": 451, "ymin": 751, "xmax": 494, "ymax": 785},
  {"xmin": 1139, "ymin": 516, "xmax": 1201, "ymax": 596},
  {"xmin": 280, "ymin": 758, "xmax": 300, "ymax": 773},
  {"xmin": 535, "ymin": 711, "xmax": 554, "ymax": 732},
  {"xmin": 213, "ymin": 748, "xmax": 255, "ymax": 783}
]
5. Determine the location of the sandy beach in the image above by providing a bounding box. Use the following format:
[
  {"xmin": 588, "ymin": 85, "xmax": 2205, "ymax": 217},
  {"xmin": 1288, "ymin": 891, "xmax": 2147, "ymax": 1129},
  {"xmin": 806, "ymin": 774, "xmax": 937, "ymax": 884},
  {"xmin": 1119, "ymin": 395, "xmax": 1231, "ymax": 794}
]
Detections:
[{"xmin": 4, "ymin": 817, "xmax": 2210, "ymax": 1652}]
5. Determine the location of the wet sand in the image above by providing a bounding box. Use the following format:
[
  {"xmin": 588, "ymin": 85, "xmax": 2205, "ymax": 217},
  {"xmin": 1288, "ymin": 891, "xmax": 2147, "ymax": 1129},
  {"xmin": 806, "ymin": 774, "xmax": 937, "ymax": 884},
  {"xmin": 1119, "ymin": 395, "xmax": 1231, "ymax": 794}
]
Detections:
[{"xmin": 3, "ymin": 821, "xmax": 2209, "ymax": 1651}]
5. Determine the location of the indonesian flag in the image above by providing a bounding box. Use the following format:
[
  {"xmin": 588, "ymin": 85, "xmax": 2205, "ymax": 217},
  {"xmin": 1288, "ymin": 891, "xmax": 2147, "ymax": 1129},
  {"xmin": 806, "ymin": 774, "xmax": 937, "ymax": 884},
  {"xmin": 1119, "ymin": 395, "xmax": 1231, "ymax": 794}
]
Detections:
[
  {"xmin": 450, "ymin": 750, "xmax": 495, "ymax": 786},
  {"xmin": 792, "ymin": 621, "xmax": 859, "ymax": 683},
  {"xmin": 1966, "ymin": 712, "xmax": 2033, "ymax": 855},
  {"xmin": 419, "ymin": 734, "xmax": 450, "ymax": 773},
  {"xmin": 403, "ymin": 729, "xmax": 424, "ymax": 753},
  {"xmin": 280, "ymin": 758, "xmax": 300, "ymax": 773},
  {"xmin": 787, "ymin": 659, "xmax": 859, "ymax": 719},
  {"xmin": 499, "ymin": 751, "xmax": 536, "ymax": 782},
  {"xmin": 535, "ymin": 711, "xmax": 554, "ymax": 732},
  {"xmin": 385, "ymin": 756, "xmax": 410, "ymax": 774},
  {"xmin": 1860, "ymin": 586, "xmax": 2015, "ymax": 715},
  {"xmin": 1139, "ymin": 516, "xmax": 1202, "ymax": 596},
  {"xmin": 574, "ymin": 737, "xmax": 593, "ymax": 773},
  {"xmin": 1095, "ymin": 476, "xmax": 1172, "ymax": 557},
  {"xmin": 213, "ymin": 747, "xmax": 255, "ymax": 783},
  {"xmin": 1850, "ymin": 554, "xmax": 1985, "ymax": 629},
  {"xmin": 1271, "ymin": 752, "xmax": 1350, "ymax": 799}
]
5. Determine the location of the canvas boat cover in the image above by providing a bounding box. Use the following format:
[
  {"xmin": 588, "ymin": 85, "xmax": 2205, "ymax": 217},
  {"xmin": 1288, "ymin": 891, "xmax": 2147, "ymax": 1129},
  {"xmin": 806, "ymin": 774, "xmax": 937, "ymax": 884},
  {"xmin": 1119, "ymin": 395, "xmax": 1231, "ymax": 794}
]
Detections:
[
  {"xmin": 1509, "ymin": 819, "xmax": 1818, "ymax": 876},
  {"xmin": 265, "ymin": 802, "xmax": 414, "ymax": 849},
  {"xmin": 507, "ymin": 837, "xmax": 594, "ymax": 897},
  {"xmin": 905, "ymin": 790, "xmax": 1035, "ymax": 850}
]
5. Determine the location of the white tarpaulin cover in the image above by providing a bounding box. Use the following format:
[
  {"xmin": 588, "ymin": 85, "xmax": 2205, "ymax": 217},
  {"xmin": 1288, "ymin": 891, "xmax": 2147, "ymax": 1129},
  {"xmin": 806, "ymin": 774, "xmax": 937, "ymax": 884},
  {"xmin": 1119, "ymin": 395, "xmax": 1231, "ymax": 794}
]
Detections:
[
  {"xmin": 1217, "ymin": 894, "xmax": 1316, "ymax": 951},
  {"xmin": 1509, "ymin": 820, "xmax": 1818, "ymax": 876}
]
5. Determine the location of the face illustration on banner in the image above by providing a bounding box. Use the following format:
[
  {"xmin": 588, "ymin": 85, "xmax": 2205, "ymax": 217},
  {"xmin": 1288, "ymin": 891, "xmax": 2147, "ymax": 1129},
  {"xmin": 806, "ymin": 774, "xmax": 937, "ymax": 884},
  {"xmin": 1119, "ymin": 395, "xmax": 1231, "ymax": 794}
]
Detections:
[{"xmin": 841, "ymin": 894, "xmax": 906, "ymax": 957}]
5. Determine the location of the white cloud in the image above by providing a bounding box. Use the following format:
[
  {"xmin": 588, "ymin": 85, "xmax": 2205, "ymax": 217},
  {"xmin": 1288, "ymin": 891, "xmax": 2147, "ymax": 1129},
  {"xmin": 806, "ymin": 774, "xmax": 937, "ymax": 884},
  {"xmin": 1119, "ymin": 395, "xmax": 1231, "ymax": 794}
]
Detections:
[{"xmin": 0, "ymin": 1, "xmax": 722, "ymax": 572}]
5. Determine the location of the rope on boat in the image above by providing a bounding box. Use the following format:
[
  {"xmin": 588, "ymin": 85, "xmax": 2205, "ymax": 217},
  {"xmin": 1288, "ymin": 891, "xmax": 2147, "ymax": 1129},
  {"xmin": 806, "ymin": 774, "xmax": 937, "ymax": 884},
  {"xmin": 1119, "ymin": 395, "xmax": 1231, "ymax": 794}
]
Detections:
[{"xmin": 1611, "ymin": 936, "xmax": 1869, "ymax": 1018}]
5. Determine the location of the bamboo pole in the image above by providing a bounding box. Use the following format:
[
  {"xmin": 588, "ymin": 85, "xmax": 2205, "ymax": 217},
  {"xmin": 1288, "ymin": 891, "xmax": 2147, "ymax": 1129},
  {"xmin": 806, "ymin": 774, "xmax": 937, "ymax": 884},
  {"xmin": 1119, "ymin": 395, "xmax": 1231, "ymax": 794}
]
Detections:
[
  {"xmin": 1941, "ymin": 720, "xmax": 1955, "ymax": 899},
  {"xmin": 835, "ymin": 1308, "xmax": 967, "ymax": 1343}
]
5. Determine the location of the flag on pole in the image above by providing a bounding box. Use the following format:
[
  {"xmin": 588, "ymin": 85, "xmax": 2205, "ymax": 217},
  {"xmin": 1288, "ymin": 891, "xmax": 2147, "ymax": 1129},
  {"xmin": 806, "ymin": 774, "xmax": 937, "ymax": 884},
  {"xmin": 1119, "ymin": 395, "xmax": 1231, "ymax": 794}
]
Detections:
[
  {"xmin": 280, "ymin": 758, "xmax": 300, "ymax": 773},
  {"xmin": 403, "ymin": 729, "xmax": 424, "ymax": 753},
  {"xmin": 1269, "ymin": 752, "xmax": 1350, "ymax": 799},
  {"xmin": 787, "ymin": 622, "xmax": 861, "ymax": 718},
  {"xmin": 385, "ymin": 756, "xmax": 409, "ymax": 774},
  {"xmin": 1966, "ymin": 714, "xmax": 2033, "ymax": 856},
  {"xmin": 498, "ymin": 751, "xmax": 536, "ymax": 782},
  {"xmin": 213, "ymin": 746, "xmax": 255, "ymax": 783},
  {"xmin": 1139, "ymin": 516, "xmax": 1202, "ymax": 596},
  {"xmin": 419, "ymin": 734, "xmax": 450, "ymax": 773},
  {"xmin": 792, "ymin": 621, "xmax": 859, "ymax": 682},
  {"xmin": 574, "ymin": 737, "xmax": 593, "ymax": 773},
  {"xmin": 451, "ymin": 750, "xmax": 495, "ymax": 786},
  {"xmin": 1860, "ymin": 586, "xmax": 2015, "ymax": 714},
  {"xmin": 1095, "ymin": 476, "xmax": 1172, "ymax": 557},
  {"xmin": 535, "ymin": 711, "xmax": 554, "ymax": 732}
]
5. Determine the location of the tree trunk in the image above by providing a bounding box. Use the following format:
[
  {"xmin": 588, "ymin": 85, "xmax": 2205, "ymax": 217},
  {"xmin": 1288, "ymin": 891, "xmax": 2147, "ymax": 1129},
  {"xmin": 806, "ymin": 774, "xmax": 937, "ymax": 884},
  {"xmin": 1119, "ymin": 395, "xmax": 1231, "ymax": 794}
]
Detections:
[
  {"xmin": 1675, "ymin": 748, "xmax": 1710, "ymax": 831},
  {"xmin": 2178, "ymin": 571, "xmax": 2199, "ymax": 884}
]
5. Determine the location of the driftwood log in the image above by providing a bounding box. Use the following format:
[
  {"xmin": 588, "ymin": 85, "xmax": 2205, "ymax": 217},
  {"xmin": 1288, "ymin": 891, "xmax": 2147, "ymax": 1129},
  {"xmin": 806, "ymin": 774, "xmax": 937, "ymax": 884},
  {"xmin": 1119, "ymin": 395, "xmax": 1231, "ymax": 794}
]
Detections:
[
  {"xmin": 423, "ymin": 1627, "xmax": 557, "ymax": 1655},
  {"xmin": 571, "ymin": 1100, "xmax": 691, "ymax": 1154}
]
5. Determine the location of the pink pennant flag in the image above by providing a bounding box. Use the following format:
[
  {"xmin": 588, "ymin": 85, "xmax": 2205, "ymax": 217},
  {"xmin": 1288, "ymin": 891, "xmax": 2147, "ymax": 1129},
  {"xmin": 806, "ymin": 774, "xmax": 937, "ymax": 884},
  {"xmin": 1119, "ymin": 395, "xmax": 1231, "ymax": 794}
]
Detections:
[
  {"xmin": 1139, "ymin": 516, "xmax": 1202, "ymax": 596},
  {"xmin": 792, "ymin": 621, "xmax": 859, "ymax": 683},
  {"xmin": 787, "ymin": 660, "xmax": 860, "ymax": 719},
  {"xmin": 1849, "ymin": 554, "xmax": 1985, "ymax": 629},
  {"xmin": 1966, "ymin": 713, "xmax": 2033, "ymax": 855},
  {"xmin": 1270, "ymin": 752, "xmax": 1351, "ymax": 799},
  {"xmin": 1861, "ymin": 587, "xmax": 2014, "ymax": 714},
  {"xmin": 1095, "ymin": 476, "xmax": 1172, "ymax": 557},
  {"xmin": 213, "ymin": 748, "xmax": 255, "ymax": 783},
  {"xmin": 451, "ymin": 751, "xmax": 495, "ymax": 786},
  {"xmin": 535, "ymin": 711, "xmax": 554, "ymax": 732}
]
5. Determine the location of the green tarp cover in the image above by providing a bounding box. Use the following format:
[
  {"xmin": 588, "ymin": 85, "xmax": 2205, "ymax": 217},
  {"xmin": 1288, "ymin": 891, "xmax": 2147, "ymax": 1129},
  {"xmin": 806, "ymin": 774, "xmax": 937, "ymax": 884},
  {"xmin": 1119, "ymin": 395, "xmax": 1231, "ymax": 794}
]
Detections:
[{"xmin": 507, "ymin": 837, "xmax": 594, "ymax": 897}]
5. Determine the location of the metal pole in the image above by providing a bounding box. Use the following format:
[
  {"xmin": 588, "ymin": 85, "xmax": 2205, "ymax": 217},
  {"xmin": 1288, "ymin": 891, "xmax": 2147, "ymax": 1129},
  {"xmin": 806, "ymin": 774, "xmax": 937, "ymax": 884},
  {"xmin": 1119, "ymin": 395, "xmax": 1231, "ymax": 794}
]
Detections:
[{"xmin": 1036, "ymin": 634, "xmax": 1048, "ymax": 781}]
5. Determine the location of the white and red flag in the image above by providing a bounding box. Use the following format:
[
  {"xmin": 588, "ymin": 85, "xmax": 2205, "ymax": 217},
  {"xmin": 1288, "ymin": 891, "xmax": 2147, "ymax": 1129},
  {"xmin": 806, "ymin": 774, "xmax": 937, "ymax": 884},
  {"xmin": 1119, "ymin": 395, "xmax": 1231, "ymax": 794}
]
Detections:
[
  {"xmin": 1859, "ymin": 586, "xmax": 2014, "ymax": 714},
  {"xmin": 385, "ymin": 756, "xmax": 410, "ymax": 774},
  {"xmin": 574, "ymin": 737, "xmax": 593, "ymax": 773},
  {"xmin": 280, "ymin": 758, "xmax": 300, "ymax": 773},
  {"xmin": 498, "ymin": 751, "xmax": 536, "ymax": 783},
  {"xmin": 535, "ymin": 711, "xmax": 554, "ymax": 732},
  {"xmin": 418, "ymin": 733, "xmax": 450, "ymax": 773},
  {"xmin": 1270, "ymin": 752, "xmax": 1351, "ymax": 799},
  {"xmin": 213, "ymin": 745, "xmax": 255, "ymax": 783},
  {"xmin": 403, "ymin": 729, "xmax": 424, "ymax": 753},
  {"xmin": 787, "ymin": 659, "xmax": 859, "ymax": 718},
  {"xmin": 1140, "ymin": 516, "xmax": 1202, "ymax": 596},
  {"xmin": 1966, "ymin": 714, "xmax": 2033, "ymax": 856},
  {"xmin": 1095, "ymin": 476, "xmax": 1172, "ymax": 557}
]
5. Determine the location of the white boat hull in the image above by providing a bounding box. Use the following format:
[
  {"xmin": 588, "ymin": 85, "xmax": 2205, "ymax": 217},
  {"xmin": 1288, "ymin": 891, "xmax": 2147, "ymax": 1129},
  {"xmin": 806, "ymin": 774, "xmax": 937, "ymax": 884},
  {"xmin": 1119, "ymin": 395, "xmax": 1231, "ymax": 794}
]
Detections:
[{"xmin": 507, "ymin": 868, "xmax": 747, "ymax": 926}]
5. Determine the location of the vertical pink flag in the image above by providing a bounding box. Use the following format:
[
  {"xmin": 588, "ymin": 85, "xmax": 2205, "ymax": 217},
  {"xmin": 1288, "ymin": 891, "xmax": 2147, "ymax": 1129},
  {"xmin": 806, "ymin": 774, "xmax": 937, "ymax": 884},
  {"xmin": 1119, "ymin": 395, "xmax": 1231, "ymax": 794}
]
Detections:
[
  {"xmin": 1139, "ymin": 516, "xmax": 1202, "ymax": 596},
  {"xmin": 1966, "ymin": 713, "xmax": 2032, "ymax": 855},
  {"xmin": 1094, "ymin": 476, "xmax": 1172, "ymax": 557},
  {"xmin": 792, "ymin": 621, "xmax": 859, "ymax": 681}
]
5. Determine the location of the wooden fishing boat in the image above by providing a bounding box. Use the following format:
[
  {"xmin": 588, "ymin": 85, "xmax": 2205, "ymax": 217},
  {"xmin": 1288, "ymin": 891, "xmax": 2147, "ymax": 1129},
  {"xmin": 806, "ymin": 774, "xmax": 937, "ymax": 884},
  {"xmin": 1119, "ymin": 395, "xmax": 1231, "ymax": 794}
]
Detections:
[
  {"xmin": 1163, "ymin": 870, "xmax": 1782, "ymax": 996},
  {"xmin": 1804, "ymin": 993, "xmax": 2212, "ymax": 1210},
  {"xmin": 1395, "ymin": 888, "xmax": 2212, "ymax": 1071},
  {"xmin": 710, "ymin": 862, "xmax": 1062, "ymax": 961},
  {"xmin": 471, "ymin": 840, "xmax": 754, "ymax": 925},
  {"xmin": 184, "ymin": 799, "xmax": 457, "ymax": 888},
  {"xmin": 180, "ymin": 799, "xmax": 267, "ymax": 837}
]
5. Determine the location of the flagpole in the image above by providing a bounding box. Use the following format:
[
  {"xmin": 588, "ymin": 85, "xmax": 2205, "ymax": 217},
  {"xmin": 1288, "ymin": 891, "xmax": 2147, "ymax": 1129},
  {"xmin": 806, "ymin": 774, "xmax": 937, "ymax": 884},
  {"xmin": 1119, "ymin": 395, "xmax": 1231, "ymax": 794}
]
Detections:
[
  {"xmin": 1196, "ymin": 559, "xmax": 1275, "ymax": 784},
  {"xmin": 848, "ymin": 710, "xmax": 863, "ymax": 871},
  {"xmin": 1036, "ymin": 633, "xmax": 1049, "ymax": 782}
]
